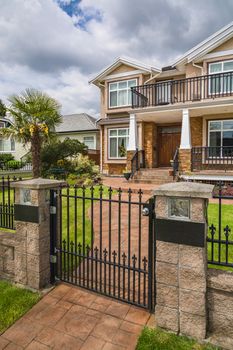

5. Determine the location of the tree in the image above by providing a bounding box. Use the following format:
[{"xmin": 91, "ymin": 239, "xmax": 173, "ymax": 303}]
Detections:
[
  {"xmin": 41, "ymin": 138, "xmax": 87, "ymax": 177},
  {"xmin": 0, "ymin": 100, "xmax": 6, "ymax": 117},
  {"xmin": 0, "ymin": 89, "xmax": 62, "ymax": 178}
]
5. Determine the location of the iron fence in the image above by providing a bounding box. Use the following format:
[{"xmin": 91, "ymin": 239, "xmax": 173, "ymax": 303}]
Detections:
[
  {"xmin": 207, "ymin": 181, "xmax": 233, "ymax": 269},
  {"xmin": 53, "ymin": 185, "xmax": 156, "ymax": 311},
  {"xmin": 0, "ymin": 176, "xmax": 22, "ymax": 230},
  {"xmin": 191, "ymin": 146, "xmax": 233, "ymax": 171}
]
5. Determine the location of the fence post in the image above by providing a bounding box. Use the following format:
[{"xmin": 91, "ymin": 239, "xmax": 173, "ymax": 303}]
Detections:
[
  {"xmin": 12, "ymin": 178, "xmax": 64, "ymax": 290},
  {"xmin": 154, "ymin": 182, "xmax": 214, "ymax": 340}
]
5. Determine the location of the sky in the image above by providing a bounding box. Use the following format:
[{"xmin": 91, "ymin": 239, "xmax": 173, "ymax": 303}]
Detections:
[{"xmin": 0, "ymin": 0, "xmax": 233, "ymax": 117}]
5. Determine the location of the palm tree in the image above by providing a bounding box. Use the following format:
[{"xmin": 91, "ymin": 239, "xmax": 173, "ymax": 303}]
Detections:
[{"xmin": 0, "ymin": 89, "xmax": 62, "ymax": 178}]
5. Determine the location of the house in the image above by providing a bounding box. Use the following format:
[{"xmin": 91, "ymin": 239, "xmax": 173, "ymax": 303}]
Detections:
[
  {"xmin": 0, "ymin": 116, "xmax": 27, "ymax": 160},
  {"xmin": 90, "ymin": 22, "xmax": 233, "ymax": 183},
  {"xmin": 56, "ymin": 113, "xmax": 100, "ymax": 164}
]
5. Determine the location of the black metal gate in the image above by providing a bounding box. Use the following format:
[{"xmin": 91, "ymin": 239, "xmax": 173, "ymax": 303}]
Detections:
[{"xmin": 50, "ymin": 185, "xmax": 156, "ymax": 312}]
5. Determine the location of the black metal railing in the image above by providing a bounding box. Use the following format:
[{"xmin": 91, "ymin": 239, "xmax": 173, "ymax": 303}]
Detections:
[
  {"xmin": 0, "ymin": 176, "xmax": 22, "ymax": 230},
  {"xmin": 0, "ymin": 161, "xmax": 32, "ymax": 173},
  {"xmin": 54, "ymin": 185, "xmax": 155, "ymax": 311},
  {"xmin": 208, "ymin": 181, "xmax": 233, "ymax": 269},
  {"xmin": 131, "ymin": 149, "xmax": 145, "ymax": 178},
  {"xmin": 191, "ymin": 146, "xmax": 233, "ymax": 171},
  {"xmin": 172, "ymin": 148, "xmax": 179, "ymax": 178},
  {"xmin": 131, "ymin": 71, "xmax": 233, "ymax": 108}
]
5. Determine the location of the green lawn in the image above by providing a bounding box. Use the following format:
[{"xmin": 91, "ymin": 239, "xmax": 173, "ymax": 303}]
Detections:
[
  {"xmin": 0, "ymin": 280, "xmax": 40, "ymax": 334},
  {"xmin": 136, "ymin": 327, "xmax": 220, "ymax": 350}
]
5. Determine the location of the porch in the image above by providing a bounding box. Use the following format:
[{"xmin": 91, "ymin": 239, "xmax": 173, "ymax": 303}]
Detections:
[{"xmin": 127, "ymin": 106, "xmax": 233, "ymax": 179}]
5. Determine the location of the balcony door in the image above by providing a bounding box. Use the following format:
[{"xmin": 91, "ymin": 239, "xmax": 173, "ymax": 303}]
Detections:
[{"xmin": 158, "ymin": 126, "xmax": 181, "ymax": 167}]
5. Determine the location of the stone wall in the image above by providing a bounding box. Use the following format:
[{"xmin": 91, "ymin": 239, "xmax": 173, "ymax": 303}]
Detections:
[
  {"xmin": 207, "ymin": 269, "xmax": 233, "ymax": 350},
  {"xmin": 179, "ymin": 148, "xmax": 191, "ymax": 173},
  {"xmin": 143, "ymin": 122, "xmax": 156, "ymax": 168},
  {"xmin": 0, "ymin": 232, "xmax": 16, "ymax": 281}
]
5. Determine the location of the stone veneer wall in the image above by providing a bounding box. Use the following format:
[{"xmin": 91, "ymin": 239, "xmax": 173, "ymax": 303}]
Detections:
[
  {"xmin": 207, "ymin": 269, "xmax": 233, "ymax": 350},
  {"xmin": 179, "ymin": 149, "xmax": 191, "ymax": 173},
  {"xmin": 143, "ymin": 122, "xmax": 156, "ymax": 168},
  {"xmin": 191, "ymin": 117, "xmax": 203, "ymax": 147},
  {"xmin": 0, "ymin": 232, "xmax": 16, "ymax": 281}
]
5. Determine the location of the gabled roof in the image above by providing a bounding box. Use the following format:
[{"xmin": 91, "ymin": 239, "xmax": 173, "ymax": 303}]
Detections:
[
  {"xmin": 172, "ymin": 21, "xmax": 233, "ymax": 67},
  {"xmin": 90, "ymin": 56, "xmax": 160, "ymax": 86},
  {"xmin": 56, "ymin": 113, "xmax": 98, "ymax": 133}
]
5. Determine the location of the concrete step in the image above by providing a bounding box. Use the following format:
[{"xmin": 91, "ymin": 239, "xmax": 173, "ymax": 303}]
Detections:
[{"xmin": 131, "ymin": 178, "xmax": 174, "ymax": 184}]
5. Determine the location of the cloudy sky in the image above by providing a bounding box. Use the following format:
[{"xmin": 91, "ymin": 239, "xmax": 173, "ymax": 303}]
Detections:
[{"xmin": 0, "ymin": 0, "xmax": 233, "ymax": 116}]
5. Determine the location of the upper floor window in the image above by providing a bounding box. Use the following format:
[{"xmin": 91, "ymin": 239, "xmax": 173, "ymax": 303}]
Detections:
[
  {"xmin": 109, "ymin": 79, "xmax": 137, "ymax": 108},
  {"xmin": 83, "ymin": 136, "xmax": 95, "ymax": 149},
  {"xmin": 209, "ymin": 60, "xmax": 233, "ymax": 94}
]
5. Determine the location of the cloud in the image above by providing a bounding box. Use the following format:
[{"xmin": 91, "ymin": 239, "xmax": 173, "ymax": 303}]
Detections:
[{"xmin": 0, "ymin": 0, "xmax": 233, "ymax": 115}]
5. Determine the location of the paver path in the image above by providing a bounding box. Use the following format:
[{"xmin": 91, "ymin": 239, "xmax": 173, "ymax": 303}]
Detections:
[{"xmin": 0, "ymin": 283, "xmax": 155, "ymax": 350}]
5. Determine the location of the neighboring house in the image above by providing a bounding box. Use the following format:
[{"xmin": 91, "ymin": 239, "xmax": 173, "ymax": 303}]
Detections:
[
  {"xmin": 90, "ymin": 22, "xmax": 233, "ymax": 182},
  {"xmin": 0, "ymin": 116, "xmax": 27, "ymax": 160},
  {"xmin": 56, "ymin": 113, "xmax": 100, "ymax": 164}
]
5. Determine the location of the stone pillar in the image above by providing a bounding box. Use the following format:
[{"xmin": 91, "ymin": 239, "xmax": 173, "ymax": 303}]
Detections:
[
  {"xmin": 154, "ymin": 182, "xmax": 214, "ymax": 340},
  {"xmin": 179, "ymin": 148, "xmax": 191, "ymax": 173},
  {"xmin": 12, "ymin": 178, "xmax": 64, "ymax": 290}
]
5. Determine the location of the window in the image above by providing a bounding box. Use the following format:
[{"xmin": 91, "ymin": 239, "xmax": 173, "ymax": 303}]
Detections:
[
  {"xmin": 209, "ymin": 60, "xmax": 233, "ymax": 94},
  {"xmin": 83, "ymin": 136, "xmax": 95, "ymax": 149},
  {"xmin": 109, "ymin": 79, "xmax": 137, "ymax": 107},
  {"xmin": 108, "ymin": 128, "xmax": 129, "ymax": 158},
  {"xmin": 208, "ymin": 120, "xmax": 233, "ymax": 157},
  {"xmin": 0, "ymin": 138, "xmax": 15, "ymax": 152}
]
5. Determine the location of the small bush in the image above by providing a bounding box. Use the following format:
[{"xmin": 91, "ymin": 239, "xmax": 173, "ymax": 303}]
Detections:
[{"xmin": 7, "ymin": 160, "xmax": 23, "ymax": 169}]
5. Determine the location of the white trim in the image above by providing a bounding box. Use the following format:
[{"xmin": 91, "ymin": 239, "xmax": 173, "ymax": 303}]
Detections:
[
  {"xmin": 104, "ymin": 70, "xmax": 145, "ymax": 81},
  {"xmin": 180, "ymin": 109, "xmax": 191, "ymax": 149},
  {"xmin": 127, "ymin": 114, "xmax": 137, "ymax": 151},
  {"xmin": 89, "ymin": 56, "xmax": 160, "ymax": 85},
  {"xmin": 208, "ymin": 119, "xmax": 233, "ymax": 157},
  {"xmin": 202, "ymin": 49, "xmax": 233, "ymax": 60}
]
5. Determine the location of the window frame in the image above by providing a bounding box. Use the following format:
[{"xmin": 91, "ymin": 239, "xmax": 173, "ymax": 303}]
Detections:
[
  {"xmin": 108, "ymin": 127, "xmax": 129, "ymax": 159},
  {"xmin": 208, "ymin": 119, "xmax": 233, "ymax": 158},
  {"xmin": 208, "ymin": 59, "xmax": 233, "ymax": 95},
  {"xmin": 108, "ymin": 79, "xmax": 137, "ymax": 108},
  {"xmin": 0, "ymin": 138, "xmax": 15, "ymax": 153},
  {"xmin": 83, "ymin": 135, "xmax": 95, "ymax": 149}
]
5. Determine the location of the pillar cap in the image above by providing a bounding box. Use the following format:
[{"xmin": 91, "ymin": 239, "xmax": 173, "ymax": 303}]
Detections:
[
  {"xmin": 11, "ymin": 177, "xmax": 65, "ymax": 189},
  {"xmin": 154, "ymin": 182, "xmax": 214, "ymax": 199}
]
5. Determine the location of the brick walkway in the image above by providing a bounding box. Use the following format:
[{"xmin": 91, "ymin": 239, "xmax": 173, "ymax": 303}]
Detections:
[{"xmin": 0, "ymin": 283, "xmax": 155, "ymax": 350}]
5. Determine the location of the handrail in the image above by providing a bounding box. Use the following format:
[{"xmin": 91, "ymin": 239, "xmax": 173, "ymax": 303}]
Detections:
[
  {"xmin": 172, "ymin": 148, "xmax": 179, "ymax": 178},
  {"xmin": 191, "ymin": 146, "xmax": 233, "ymax": 171},
  {"xmin": 131, "ymin": 71, "xmax": 233, "ymax": 108},
  {"xmin": 130, "ymin": 149, "xmax": 145, "ymax": 178}
]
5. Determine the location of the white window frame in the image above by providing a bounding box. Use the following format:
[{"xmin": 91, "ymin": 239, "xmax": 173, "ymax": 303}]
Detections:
[
  {"xmin": 83, "ymin": 136, "xmax": 95, "ymax": 149},
  {"xmin": 209, "ymin": 59, "xmax": 233, "ymax": 95},
  {"xmin": 109, "ymin": 79, "xmax": 137, "ymax": 108},
  {"xmin": 0, "ymin": 138, "xmax": 15, "ymax": 153},
  {"xmin": 208, "ymin": 119, "xmax": 233, "ymax": 158},
  {"xmin": 108, "ymin": 128, "xmax": 129, "ymax": 159}
]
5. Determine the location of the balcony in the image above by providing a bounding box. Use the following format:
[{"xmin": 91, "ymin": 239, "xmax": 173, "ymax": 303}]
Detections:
[{"xmin": 131, "ymin": 71, "xmax": 233, "ymax": 109}]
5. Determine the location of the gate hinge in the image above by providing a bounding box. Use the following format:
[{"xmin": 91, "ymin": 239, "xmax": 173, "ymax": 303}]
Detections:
[
  {"xmin": 50, "ymin": 206, "xmax": 56, "ymax": 215},
  {"xmin": 50, "ymin": 255, "xmax": 57, "ymax": 264}
]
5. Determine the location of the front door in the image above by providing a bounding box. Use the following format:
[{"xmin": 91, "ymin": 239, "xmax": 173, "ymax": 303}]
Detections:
[{"xmin": 158, "ymin": 126, "xmax": 181, "ymax": 167}]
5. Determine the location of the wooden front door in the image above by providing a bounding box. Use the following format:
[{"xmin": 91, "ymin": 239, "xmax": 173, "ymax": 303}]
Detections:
[{"xmin": 158, "ymin": 126, "xmax": 181, "ymax": 167}]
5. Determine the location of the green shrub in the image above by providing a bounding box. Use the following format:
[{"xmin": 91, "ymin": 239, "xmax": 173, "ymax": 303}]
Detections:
[
  {"xmin": 7, "ymin": 160, "xmax": 23, "ymax": 169},
  {"xmin": 0, "ymin": 154, "xmax": 15, "ymax": 163}
]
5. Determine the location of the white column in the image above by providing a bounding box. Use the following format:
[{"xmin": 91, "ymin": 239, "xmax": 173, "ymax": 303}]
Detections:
[
  {"xmin": 180, "ymin": 109, "xmax": 191, "ymax": 149},
  {"xmin": 127, "ymin": 113, "xmax": 137, "ymax": 151}
]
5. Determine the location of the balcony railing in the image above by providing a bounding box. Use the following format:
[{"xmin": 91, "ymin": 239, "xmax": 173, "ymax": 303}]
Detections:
[
  {"xmin": 191, "ymin": 146, "xmax": 233, "ymax": 171},
  {"xmin": 131, "ymin": 71, "xmax": 233, "ymax": 108}
]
